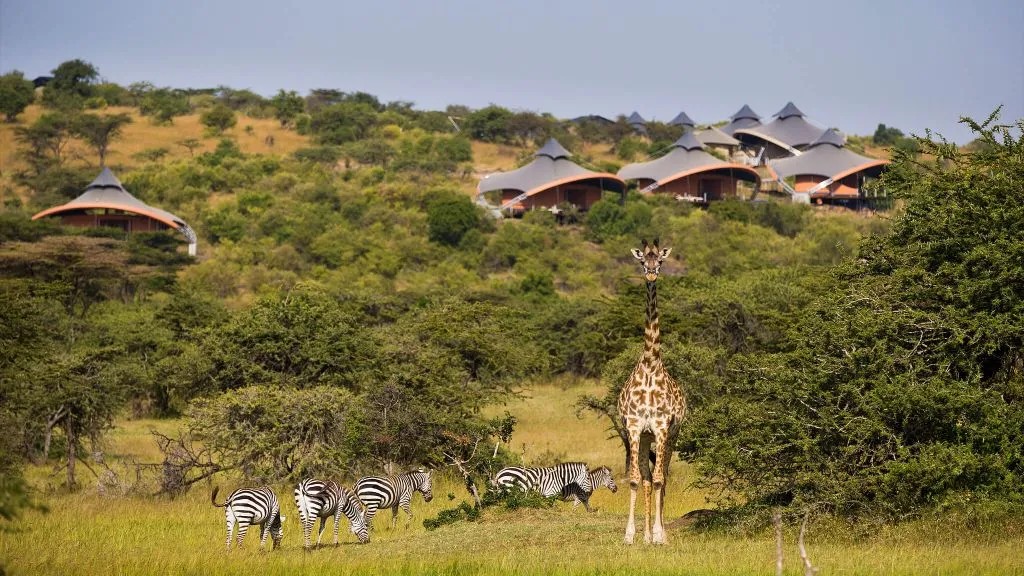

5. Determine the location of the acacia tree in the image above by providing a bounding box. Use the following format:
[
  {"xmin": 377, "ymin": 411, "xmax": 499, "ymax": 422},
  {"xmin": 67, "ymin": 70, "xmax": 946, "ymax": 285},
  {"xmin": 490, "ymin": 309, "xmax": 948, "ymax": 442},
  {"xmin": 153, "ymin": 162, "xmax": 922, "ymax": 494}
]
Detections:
[
  {"xmin": 73, "ymin": 112, "xmax": 132, "ymax": 166},
  {"xmin": 678, "ymin": 110, "xmax": 1024, "ymax": 520},
  {"xmin": 0, "ymin": 71, "xmax": 36, "ymax": 122},
  {"xmin": 42, "ymin": 59, "xmax": 99, "ymax": 109},
  {"xmin": 15, "ymin": 112, "xmax": 75, "ymax": 172},
  {"xmin": 270, "ymin": 89, "xmax": 305, "ymax": 127},
  {"xmin": 200, "ymin": 104, "xmax": 236, "ymax": 135}
]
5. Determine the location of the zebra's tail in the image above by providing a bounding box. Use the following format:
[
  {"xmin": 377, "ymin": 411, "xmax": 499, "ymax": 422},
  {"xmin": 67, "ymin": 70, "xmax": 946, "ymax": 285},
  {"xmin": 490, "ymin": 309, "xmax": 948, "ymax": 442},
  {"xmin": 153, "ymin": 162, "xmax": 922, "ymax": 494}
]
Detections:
[{"xmin": 211, "ymin": 486, "xmax": 226, "ymax": 507}]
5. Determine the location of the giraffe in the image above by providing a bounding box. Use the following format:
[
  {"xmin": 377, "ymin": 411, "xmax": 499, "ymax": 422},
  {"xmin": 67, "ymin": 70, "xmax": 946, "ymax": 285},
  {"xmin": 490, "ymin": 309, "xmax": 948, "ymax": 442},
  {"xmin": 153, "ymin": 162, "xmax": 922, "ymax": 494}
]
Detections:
[{"xmin": 617, "ymin": 239, "xmax": 687, "ymax": 545}]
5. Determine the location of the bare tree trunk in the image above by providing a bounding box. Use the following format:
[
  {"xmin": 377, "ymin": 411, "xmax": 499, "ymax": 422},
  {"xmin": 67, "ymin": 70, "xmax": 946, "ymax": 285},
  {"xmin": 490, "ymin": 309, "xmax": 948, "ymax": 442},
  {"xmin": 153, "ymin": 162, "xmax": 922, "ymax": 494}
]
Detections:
[
  {"xmin": 773, "ymin": 510, "xmax": 784, "ymax": 576},
  {"xmin": 798, "ymin": 511, "xmax": 818, "ymax": 576},
  {"xmin": 41, "ymin": 405, "xmax": 67, "ymax": 463},
  {"xmin": 65, "ymin": 416, "xmax": 76, "ymax": 489}
]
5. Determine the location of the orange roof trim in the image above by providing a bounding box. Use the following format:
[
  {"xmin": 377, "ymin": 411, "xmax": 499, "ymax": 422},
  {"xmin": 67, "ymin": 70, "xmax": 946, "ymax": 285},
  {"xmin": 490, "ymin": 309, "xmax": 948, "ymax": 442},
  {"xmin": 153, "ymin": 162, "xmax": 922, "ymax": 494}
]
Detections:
[{"xmin": 32, "ymin": 202, "xmax": 186, "ymax": 231}]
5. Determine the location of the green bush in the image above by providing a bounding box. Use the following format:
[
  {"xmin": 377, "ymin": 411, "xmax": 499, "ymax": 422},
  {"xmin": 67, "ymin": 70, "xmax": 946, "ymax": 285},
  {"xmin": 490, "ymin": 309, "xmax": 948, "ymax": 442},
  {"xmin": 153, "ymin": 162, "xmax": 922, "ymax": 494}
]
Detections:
[
  {"xmin": 426, "ymin": 190, "xmax": 481, "ymax": 246},
  {"xmin": 679, "ymin": 112, "xmax": 1024, "ymax": 520}
]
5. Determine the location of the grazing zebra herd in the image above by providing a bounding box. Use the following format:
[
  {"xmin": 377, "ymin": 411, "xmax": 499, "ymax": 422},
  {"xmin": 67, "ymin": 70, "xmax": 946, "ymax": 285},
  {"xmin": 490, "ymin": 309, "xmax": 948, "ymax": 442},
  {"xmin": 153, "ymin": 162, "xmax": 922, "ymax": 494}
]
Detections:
[{"xmin": 212, "ymin": 463, "xmax": 615, "ymax": 550}]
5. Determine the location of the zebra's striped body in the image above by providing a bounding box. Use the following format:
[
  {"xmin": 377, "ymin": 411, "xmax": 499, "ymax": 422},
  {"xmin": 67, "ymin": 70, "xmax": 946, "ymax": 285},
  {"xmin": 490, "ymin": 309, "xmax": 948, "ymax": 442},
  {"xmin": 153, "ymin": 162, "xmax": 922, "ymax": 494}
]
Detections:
[
  {"xmin": 355, "ymin": 469, "xmax": 433, "ymax": 530},
  {"xmin": 294, "ymin": 479, "xmax": 369, "ymax": 548},
  {"xmin": 495, "ymin": 462, "xmax": 593, "ymax": 498},
  {"xmin": 211, "ymin": 486, "xmax": 285, "ymax": 550},
  {"xmin": 560, "ymin": 465, "xmax": 618, "ymax": 512}
]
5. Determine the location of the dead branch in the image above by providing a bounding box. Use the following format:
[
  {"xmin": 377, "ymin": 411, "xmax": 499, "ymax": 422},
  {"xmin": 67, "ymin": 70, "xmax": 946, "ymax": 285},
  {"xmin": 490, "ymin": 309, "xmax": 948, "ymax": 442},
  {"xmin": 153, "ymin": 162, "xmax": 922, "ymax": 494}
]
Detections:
[
  {"xmin": 151, "ymin": 429, "xmax": 225, "ymax": 498},
  {"xmin": 442, "ymin": 437, "xmax": 482, "ymax": 507},
  {"xmin": 798, "ymin": 510, "xmax": 819, "ymax": 576},
  {"xmin": 773, "ymin": 510, "xmax": 784, "ymax": 576}
]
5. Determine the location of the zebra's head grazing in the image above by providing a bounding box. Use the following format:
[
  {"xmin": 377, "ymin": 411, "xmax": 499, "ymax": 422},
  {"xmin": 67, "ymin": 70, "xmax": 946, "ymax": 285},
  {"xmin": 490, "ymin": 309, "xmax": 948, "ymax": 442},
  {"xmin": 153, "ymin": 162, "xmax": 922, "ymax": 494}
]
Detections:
[
  {"xmin": 344, "ymin": 490, "xmax": 370, "ymax": 544},
  {"xmin": 416, "ymin": 468, "xmax": 433, "ymax": 502}
]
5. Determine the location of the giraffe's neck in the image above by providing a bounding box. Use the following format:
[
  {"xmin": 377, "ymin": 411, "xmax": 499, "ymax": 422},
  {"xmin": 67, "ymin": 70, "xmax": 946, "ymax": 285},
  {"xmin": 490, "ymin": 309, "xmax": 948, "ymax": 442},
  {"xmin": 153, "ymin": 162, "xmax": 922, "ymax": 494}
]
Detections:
[{"xmin": 642, "ymin": 280, "xmax": 661, "ymax": 363}]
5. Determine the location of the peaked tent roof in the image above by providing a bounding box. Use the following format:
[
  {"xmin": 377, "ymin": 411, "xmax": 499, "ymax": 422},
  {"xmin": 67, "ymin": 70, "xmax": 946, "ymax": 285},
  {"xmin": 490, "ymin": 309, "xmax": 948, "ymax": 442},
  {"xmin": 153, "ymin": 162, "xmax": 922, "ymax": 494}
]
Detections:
[
  {"xmin": 669, "ymin": 111, "xmax": 695, "ymax": 127},
  {"xmin": 809, "ymin": 127, "xmax": 847, "ymax": 147},
  {"xmin": 731, "ymin": 104, "xmax": 761, "ymax": 121},
  {"xmin": 618, "ymin": 132, "xmax": 759, "ymax": 185},
  {"xmin": 721, "ymin": 104, "xmax": 762, "ymax": 135},
  {"xmin": 627, "ymin": 111, "xmax": 646, "ymax": 125},
  {"xmin": 33, "ymin": 168, "xmax": 192, "ymax": 232},
  {"xmin": 733, "ymin": 101, "xmax": 824, "ymax": 150},
  {"xmin": 695, "ymin": 126, "xmax": 741, "ymax": 147},
  {"xmin": 769, "ymin": 129, "xmax": 888, "ymax": 181},
  {"xmin": 534, "ymin": 138, "xmax": 572, "ymax": 159},
  {"xmin": 477, "ymin": 138, "xmax": 624, "ymax": 205},
  {"xmin": 773, "ymin": 101, "xmax": 805, "ymax": 119}
]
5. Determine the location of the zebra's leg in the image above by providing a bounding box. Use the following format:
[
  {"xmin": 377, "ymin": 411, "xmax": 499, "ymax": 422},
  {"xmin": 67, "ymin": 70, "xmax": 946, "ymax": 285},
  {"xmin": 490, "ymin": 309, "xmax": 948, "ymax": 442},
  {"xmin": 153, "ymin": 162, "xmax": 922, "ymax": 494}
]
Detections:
[
  {"xmin": 315, "ymin": 516, "xmax": 327, "ymax": 548},
  {"xmin": 624, "ymin": 427, "xmax": 642, "ymax": 545},
  {"xmin": 301, "ymin": 515, "xmax": 312, "ymax": 550},
  {"xmin": 401, "ymin": 500, "xmax": 414, "ymax": 527},
  {"xmin": 224, "ymin": 510, "xmax": 235, "ymax": 551},
  {"xmin": 259, "ymin": 520, "xmax": 270, "ymax": 549},
  {"xmin": 390, "ymin": 504, "xmax": 399, "ymax": 529},
  {"xmin": 363, "ymin": 504, "xmax": 377, "ymax": 532},
  {"xmin": 236, "ymin": 521, "xmax": 249, "ymax": 549},
  {"xmin": 332, "ymin": 508, "xmax": 342, "ymax": 546}
]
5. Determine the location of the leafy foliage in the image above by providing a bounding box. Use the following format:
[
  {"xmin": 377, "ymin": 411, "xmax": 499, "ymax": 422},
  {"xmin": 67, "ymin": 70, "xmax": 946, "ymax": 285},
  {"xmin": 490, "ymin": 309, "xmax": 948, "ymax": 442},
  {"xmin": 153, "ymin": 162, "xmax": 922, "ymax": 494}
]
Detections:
[
  {"xmin": 200, "ymin": 104, "xmax": 237, "ymax": 134},
  {"xmin": 426, "ymin": 190, "xmax": 483, "ymax": 246},
  {"xmin": 0, "ymin": 71, "xmax": 36, "ymax": 122},
  {"xmin": 679, "ymin": 111, "xmax": 1024, "ymax": 520}
]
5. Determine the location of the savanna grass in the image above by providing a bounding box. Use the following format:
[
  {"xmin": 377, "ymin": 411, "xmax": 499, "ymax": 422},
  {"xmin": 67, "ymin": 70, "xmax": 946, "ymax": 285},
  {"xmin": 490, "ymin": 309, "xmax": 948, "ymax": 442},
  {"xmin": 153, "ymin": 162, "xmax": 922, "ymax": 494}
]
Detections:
[{"xmin": 2, "ymin": 383, "xmax": 1022, "ymax": 575}]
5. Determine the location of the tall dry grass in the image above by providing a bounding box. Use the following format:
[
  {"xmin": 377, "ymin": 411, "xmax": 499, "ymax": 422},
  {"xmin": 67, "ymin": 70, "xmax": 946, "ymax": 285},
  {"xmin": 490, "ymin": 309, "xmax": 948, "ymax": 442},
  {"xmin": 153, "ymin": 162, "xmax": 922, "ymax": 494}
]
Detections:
[{"xmin": 3, "ymin": 382, "xmax": 1023, "ymax": 575}]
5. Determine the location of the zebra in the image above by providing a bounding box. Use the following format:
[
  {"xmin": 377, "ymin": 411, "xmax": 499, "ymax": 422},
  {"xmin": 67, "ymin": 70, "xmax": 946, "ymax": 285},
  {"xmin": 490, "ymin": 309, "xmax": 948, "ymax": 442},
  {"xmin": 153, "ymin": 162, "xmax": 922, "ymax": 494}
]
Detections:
[
  {"xmin": 211, "ymin": 486, "xmax": 285, "ymax": 550},
  {"xmin": 355, "ymin": 469, "xmax": 433, "ymax": 530},
  {"xmin": 294, "ymin": 479, "xmax": 369, "ymax": 548},
  {"xmin": 560, "ymin": 465, "xmax": 618, "ymax": 512},
  {"xmin": 494, "ymin": 462, "xmax": 593, "ymax": 498}
]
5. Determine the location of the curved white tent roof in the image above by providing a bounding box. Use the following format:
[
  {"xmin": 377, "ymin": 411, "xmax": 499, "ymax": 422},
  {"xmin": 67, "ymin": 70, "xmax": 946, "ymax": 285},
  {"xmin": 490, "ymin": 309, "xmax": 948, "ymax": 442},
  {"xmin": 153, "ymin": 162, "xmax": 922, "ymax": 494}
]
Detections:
[
  {"xmin": 769, "ymin": 129, "xmax": 888, "ymax": 180},
  {"xmin": 733, "ymin": 102, "xmax": 825, "ymax": 152},
  {"xmin": 618, "ymin": 132, "xmax": 759, "ymax": 186},
  {"xmin": 477, "ymin": 138, "xmax": 624, "ymax": 208}
]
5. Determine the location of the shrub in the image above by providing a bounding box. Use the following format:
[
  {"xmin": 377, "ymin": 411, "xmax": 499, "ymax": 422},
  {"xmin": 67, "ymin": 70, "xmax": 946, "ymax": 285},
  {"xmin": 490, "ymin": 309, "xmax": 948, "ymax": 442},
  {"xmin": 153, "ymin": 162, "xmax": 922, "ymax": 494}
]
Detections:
[{"xmin": 426, "ymin": 191, "xmax": 481, "ymax": 246}]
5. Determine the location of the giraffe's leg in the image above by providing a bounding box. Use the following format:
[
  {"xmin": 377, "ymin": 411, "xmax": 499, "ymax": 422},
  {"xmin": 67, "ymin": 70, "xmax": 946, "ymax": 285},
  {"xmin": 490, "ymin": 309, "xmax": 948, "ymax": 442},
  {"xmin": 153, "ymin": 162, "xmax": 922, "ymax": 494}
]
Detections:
[
  {"xmin": 643, "ymin": 478, "xmax": 653, "ymax": 544},
  {"xmin": 638, "ymin": 433, "xmax": 654, "ymax": 544},
  {"xmin": 651, "ymin": 430, "xmax": 669, "ymax": 545},
  {"xmin": 624, "ymin": 428, "xmax": 642, "ymax": 545}
]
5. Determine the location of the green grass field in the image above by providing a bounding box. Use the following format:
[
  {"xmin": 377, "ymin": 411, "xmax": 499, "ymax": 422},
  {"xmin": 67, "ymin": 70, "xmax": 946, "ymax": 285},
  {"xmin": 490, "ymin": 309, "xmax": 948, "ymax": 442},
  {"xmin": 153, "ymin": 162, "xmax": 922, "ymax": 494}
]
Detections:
[{"xmin": 3, "ymin": 382, "xmax": 1023, "ymax": 575}]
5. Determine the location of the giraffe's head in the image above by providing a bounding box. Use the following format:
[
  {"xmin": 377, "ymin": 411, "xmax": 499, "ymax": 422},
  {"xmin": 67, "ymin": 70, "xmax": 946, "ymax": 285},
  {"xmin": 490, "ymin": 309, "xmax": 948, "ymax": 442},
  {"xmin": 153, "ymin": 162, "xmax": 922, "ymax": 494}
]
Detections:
[{"xmin": 631, "ymin": 239, "xmax": 672, "ymax": 282}]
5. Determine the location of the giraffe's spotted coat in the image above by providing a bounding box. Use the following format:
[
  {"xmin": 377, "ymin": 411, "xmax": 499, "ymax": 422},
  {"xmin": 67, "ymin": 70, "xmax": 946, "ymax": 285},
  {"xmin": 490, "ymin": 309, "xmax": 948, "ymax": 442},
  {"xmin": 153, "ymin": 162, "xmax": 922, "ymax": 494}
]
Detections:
[{"xmin": 617, "ymin": 240, "xmax": 687, "ymax": 545}]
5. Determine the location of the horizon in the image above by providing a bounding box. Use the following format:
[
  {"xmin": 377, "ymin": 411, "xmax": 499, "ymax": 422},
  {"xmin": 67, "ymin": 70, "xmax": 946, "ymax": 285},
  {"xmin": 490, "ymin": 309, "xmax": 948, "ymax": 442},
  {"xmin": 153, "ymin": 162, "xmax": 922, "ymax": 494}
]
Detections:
[{"xmin": 2, "ymin": 0, "xmax": 1022, "ymax": 144}]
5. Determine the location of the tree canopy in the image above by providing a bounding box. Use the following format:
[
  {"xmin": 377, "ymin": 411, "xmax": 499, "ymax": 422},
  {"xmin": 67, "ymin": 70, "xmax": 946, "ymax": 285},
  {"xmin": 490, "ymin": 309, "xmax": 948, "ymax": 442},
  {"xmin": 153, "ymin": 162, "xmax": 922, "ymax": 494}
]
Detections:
[{"xmin": 677, "ymin": 111, "xmax": 1024, "ymax": 520}]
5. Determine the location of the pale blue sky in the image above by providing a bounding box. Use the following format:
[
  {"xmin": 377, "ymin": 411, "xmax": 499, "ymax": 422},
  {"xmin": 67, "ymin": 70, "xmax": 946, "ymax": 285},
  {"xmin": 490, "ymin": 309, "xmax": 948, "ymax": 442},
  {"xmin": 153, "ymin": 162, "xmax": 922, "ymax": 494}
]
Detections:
[{"xmin": 2, "ymin": 0, "xmax": 1021, "ymax": 143}]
